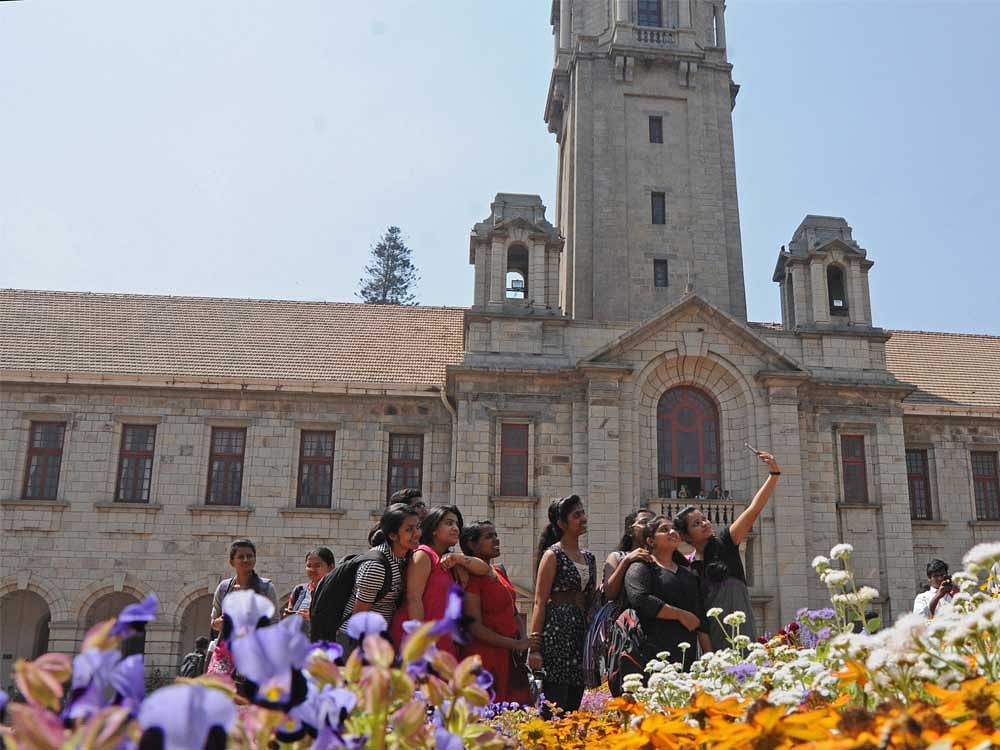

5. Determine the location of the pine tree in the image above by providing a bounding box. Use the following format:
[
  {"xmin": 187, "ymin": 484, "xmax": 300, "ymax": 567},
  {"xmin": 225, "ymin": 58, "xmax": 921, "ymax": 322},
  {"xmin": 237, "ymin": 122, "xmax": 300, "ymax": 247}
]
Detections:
[{"xmin": 356, "ymin": 226, "xmax": 420, "ymax": 305}]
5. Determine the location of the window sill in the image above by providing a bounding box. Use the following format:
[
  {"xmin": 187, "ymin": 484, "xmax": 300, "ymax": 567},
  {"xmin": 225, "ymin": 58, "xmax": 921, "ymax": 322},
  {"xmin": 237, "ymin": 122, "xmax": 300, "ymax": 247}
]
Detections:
[
  {"xmin": 94, "ymin": 502, "xmax": 162, "ymax": 513},
  {"xmin": 0, "ymin": 498, "xmax": 70, "ymax": 509},
  {"xmin": 279, "ymin": 507, "xmax": 346, "ymax": 518},
  {"xmin": 836, "ymin": 502, "xmax": 874, "ymax": 510},
  {"xmin": 911, "ymin": 519, "xmax": 947, "ymax": 527},
  {"xmin": 490, "ymin": 495, "xmax": 540, "ymax": 506},
  {"xmin": 187, "ymin": 504, "xmax": 254, "ymax": 515},
  {"xmin": 968, "ymin": 520, "xmax": 1000, "ymax": 527}
]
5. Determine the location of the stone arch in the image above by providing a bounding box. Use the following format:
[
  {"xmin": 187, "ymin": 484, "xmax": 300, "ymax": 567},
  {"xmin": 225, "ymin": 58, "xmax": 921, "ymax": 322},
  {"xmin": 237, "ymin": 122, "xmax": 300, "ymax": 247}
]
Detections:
[
  {"xmin": 176, "ymin": 592, "xmax": 214, "ymax": 668},
  {"xmin": 505, "ymin": 243, "xmax": 529, "ymax": 300},
  {"xmin": 73, "ymin": 581, "xmax": 149, "ymax": 625},
  {"xmin": 0, "ymin": 590, "xmax": 51, "ymax": 690},
  {"xmin": 0, "ymin": 573, "xmax": 71, "ymax": 623},
  {"xmin": 634, "ymin": 351, "xmax": 762, "ymax": 503},
  {"xmin": 825, "ymin": 262, "xmax": 849, "ymax": 316},
  {"xmin": 84, "ymin": 590, "xmax": 146, "ymax": 656}
]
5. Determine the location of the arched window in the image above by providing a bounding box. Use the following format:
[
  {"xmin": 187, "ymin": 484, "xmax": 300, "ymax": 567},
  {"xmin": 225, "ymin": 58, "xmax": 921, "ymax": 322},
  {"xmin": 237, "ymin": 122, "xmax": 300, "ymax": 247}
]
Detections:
[
  {"xmin": 0, "ymin": 590, "xmax": 51, "ymax": 689},
  {"xmin": 87, "ymin": 592, "xmax": 145, "ymax": 656},
  {"xmin": 506, "ymin": 245, "xmax": 529, "ymax": 300},
  {"xmin": 657, "ymin": 386, "xmax": 721, "ymax": 498},
  {"xmin": 827, "ymin": 265, "xmax": 848, "ymax": 316},
  {"xmin": 178, "ymin": 594, "xmax": 214, "ymax": 666}
]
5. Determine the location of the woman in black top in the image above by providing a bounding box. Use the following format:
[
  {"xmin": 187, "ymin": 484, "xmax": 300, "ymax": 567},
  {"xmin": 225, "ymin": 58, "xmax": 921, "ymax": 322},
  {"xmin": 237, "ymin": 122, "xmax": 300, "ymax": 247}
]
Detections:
[
  {"xmin": 623, "ymin": 516, "xmax": 711, "ymax": 677},
  {"xmin": 673, "ymin": 450, "xmax": 780, "ymax": 650}
]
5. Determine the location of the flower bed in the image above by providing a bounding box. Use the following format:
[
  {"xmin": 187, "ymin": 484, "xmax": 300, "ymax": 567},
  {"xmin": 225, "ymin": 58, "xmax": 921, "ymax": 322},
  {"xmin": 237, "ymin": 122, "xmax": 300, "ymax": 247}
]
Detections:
[{"xmin": 1, "ymin": 542, "xmax": 998, "ymax": 749}]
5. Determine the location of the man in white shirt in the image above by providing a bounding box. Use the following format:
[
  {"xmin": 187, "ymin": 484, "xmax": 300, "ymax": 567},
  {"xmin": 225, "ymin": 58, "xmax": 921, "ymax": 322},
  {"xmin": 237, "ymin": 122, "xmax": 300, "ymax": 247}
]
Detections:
[{"xmin": 913, "ymin": 558, "xmax": 957, "ymax": 618}]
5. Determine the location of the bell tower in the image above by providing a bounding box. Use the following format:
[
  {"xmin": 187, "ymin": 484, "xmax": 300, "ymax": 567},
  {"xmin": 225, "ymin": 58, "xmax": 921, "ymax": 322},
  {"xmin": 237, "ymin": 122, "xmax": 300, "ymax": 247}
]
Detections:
[{"xmin": 546, "ymin": 0, "xmax": 747, "ymax": 323}]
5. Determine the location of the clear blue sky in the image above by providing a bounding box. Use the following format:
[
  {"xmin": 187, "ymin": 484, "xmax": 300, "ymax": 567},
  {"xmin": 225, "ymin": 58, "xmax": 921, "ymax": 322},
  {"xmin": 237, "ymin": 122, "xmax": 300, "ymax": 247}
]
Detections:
[{"xmin": 2, "ymin": 2, "xmax": 997, "ymax": 334}]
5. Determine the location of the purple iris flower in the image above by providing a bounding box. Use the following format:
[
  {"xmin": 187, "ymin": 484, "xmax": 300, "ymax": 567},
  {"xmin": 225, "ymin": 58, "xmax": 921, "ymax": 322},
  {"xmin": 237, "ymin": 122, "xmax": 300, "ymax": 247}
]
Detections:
[
  {"xmin": 231, "ymin": 615, "xmax": 311, "ymax": 710},
  {"xmin": 345, "ymin": 612, "xmax": 388, "ymax": 641},
  {"xmin": 220, "ymin": 590, "xmax": 275, "ymax": 642},
  {"xmin": 278, "ymin": 684, "xmax": 357, "ymax": 742},
  {"xmin": 434, "ymin": 727, "xmax": 464, "ymax": 750},
  {"xmin": 111, "ymin": 594, "xmax": 159, "ymax": 637},
  {"xmin": 0, "ymin": 688, "xmax": 7, "ymax": 719},
  {"xmin": 308, "ymin": 641, "xmax": 344, "ymax": 663},
  {"xmin": 138, "ymin": 683, "xmax": 236, "ymax": 750},
  {"xmin": 475, "ymin": 669, "xmax": 494, "ymax": 692},
  {"xmin": 64, "ymin": 648, "xmax": 123, "ymax": 720},
  {"xmin": 429, "ymin": 586, "xmax": 468, "ymax": 645},
  {"xmin": 110, "ymin": 654, "xmax": 146, "ymax": 712}
]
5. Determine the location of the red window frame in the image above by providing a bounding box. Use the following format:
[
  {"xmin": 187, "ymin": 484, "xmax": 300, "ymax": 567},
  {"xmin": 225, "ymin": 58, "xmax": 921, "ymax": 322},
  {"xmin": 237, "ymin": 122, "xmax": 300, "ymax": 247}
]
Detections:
[
  {"xmin": 840, "ymin": 435, "xmax": 869, "ymax": 503},
  {"xmin": 971, "ymin": 451, "xmax": 1000, "ymax": 521},
  {"xmin": 22, "ymin": 421, "xmax": 66, "ymax": 500},
  {"xmin": 656, "ymin": 386, "xmax": 720, "ymax": 498},
  {"xmin": 905, "ymin": 448, "xmax": 931, "ymax": 520},
  {"xmin": 387, "ymin": 434, "xmax": 423, "ymax": 502},
  {"xmin": 115, "ymin": 424, "xmax": 157, "ymax": 503},
  {"xmin": 205, "ymin": 427, "xmax": 246, "ymax": 506},
  {"xmin": 500, "ymin": 423, "xmax": 529, "ymax": 497},
  {"xmin": 297, "ymin": 430, "xmax": 336, "ymax": 508}
]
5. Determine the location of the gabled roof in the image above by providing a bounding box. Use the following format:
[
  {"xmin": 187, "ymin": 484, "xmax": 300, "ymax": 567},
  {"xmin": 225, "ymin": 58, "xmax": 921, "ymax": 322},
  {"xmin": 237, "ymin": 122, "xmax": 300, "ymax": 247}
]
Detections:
[
  {"xmin": 884, "ymin": 329, "xmax": 1000, "ymax": 411},
  {"xmin": 580, "ymin": 294, "xmax": 805, "ymax": 373},
  {"xmin": 0, "ymin": 289, "xmax": 466, "ymax": 390}
]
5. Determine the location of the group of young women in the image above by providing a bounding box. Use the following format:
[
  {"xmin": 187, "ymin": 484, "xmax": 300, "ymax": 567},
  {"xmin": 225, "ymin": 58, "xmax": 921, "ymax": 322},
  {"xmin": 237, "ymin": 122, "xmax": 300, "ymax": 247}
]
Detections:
[{"xmin": 206, "ymin": 451, "xmax": 780, "ymax": 714}]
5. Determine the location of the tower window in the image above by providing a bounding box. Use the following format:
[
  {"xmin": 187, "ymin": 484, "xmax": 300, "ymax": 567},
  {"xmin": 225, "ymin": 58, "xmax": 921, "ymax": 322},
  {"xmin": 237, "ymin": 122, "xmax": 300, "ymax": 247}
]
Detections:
[
  {"xmin": 840, "ymin": 435, "xmax": 868, "ymax": 503},
  {"xmin": 651, "ymin": 192, "xmax": 666, "ymax": 225},
  {"xmin": 637, "ymin": 0, "xmax": 661, "ymax": 27},
  {"xmin": 654, "ymin": 259, "xmax": 668, "ymax": 288},
  {"xmin": 827, "ymin": 265, "xmax": 848, "ymax": 316},
  {"xmin": 505, "ymin": 245, "xmax": 529, "ymax": 300},
  {"xmin": 648, "ymin": 116, "xmax": 663, "ymax": 144}
]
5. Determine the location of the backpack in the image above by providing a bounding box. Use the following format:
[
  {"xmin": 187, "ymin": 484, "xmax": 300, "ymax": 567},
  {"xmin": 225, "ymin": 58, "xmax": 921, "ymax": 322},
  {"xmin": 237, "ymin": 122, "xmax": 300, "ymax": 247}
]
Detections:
[
  {"xmin": 178, "ymin": 650, "xmax": 206, "ymax": 678},
  {"xmin": 606, "ymin": 608, "xmax": 646, "ymax": 697},
  {"xmin": 309, "ymin": 549, "xmax": 393, "ymax": 642}
]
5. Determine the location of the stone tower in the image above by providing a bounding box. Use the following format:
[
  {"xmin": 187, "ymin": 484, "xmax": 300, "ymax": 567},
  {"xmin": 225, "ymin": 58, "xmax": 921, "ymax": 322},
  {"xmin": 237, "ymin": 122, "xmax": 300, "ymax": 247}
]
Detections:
[{"xmin": 545, "ymin": 0, "xmax": 747, "ymax": 323}]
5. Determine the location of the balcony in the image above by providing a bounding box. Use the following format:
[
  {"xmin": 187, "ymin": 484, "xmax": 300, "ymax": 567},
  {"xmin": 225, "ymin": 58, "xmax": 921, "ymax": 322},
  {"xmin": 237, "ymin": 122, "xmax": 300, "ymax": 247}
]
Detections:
[
  {"xmin": 647, "ymin": 498, "xmax": 745, "ymax": 526},
  {"xmin": 634, "ymin": 26, "xmax": 677, "ymax": 47}
]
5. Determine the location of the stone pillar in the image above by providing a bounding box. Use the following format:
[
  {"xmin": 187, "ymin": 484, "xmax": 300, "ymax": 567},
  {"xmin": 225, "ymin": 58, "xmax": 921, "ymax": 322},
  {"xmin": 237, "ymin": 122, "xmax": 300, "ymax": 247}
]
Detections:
[
  {"xmin": 559, "ymin": 0, "xmax": 572, "ymax": 49},
  {"xmin": 616, "ymin": 0, "xmax": 629, "ymax": 23},
  {"xmin": 585, "ymin": 375, "xmax": 622, "ymax": 559},
  {"xmin": 848, "ymin": 261, "xmax": 865, "ymax": 325},
  {"xmin": 790, "ymin": 265, "xmax": 809, "ymax": 326},
  {"xmin": 473, "ymin": 246, "xmax": 487, "ymax": 307},
  {"xmin": 714, "ymin": 4, "xmax": 726, "ymax": 47},
  {"xmin": 47, "ymin": 619, "xmax": 79, "ymax": 657},
  {"xmin": 765, "ymin": 381, "xmax": 809, "ymax": 624},
  {"xmin": 489, "ymin": 239, "xmax": 506, "ymax": 306},
  {"xmin": 679, "ymin": 0, "xmax": 691, "ymax": 28},
  {"xmin": 810, "ymin": 260, "xmax": 830, "ymax": 324},
  {"xmin": 530, "ymin": 240, "xmax": 547, "ymax": 307}
]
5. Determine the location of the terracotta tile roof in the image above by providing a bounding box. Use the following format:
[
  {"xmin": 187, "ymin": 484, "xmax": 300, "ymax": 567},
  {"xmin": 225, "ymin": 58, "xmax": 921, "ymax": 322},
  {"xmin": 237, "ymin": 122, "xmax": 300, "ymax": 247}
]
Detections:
[
  {"xmin": 0, "ymin": 289, "xmax": 466, "ymax": 389},
  {"xmin": 884, "ymin": 329, "xmax": 1000, "ymax": 410}
]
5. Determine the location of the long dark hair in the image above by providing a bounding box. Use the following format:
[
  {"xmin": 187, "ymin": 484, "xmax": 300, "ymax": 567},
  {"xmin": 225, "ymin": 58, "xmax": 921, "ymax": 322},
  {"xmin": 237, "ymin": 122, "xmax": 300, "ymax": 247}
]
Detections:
[
  {"xmin": 536, "ymin": 495, "xmax": 582, "ymax": 566},
  {"xmin": 420, "ymin": 505, "xmax": 464, "ymax": 548},
  {"xmin": 306, "ymin": 546, "xmax": 335, "ymax": 567},
  {"xmin": 617, "ymin": 507, "xmax": 653, "ymax": 552},
  {"xmin": 370, "ymin": 502, "xmax": 420, "ymax": 548},
  {"xmin": 672, "ymin": 505, "xmax": 728, "ymax": 580},
  {"xmin": 640, "ymin": 516, "xmax": 690, "ymax": 568}
]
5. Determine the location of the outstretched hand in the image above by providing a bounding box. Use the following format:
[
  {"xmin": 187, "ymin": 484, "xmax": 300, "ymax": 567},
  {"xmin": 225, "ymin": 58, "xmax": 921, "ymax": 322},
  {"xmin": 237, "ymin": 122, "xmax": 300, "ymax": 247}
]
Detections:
[{"xmin": 757, "ymin": 451, "xmax": 779, "ymax": 474}]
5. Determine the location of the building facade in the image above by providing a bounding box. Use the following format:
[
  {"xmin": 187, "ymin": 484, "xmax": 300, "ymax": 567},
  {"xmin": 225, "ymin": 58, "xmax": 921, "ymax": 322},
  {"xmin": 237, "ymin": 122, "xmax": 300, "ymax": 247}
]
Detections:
[{"xmin": 3, "ymin": 0, "xmax": 1000, "ymax": 684}]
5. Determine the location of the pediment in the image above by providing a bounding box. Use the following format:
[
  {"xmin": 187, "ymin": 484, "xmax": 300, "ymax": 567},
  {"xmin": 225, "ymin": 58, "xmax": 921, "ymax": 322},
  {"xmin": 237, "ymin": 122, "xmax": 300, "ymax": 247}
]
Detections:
[
  {"xmin": 813, "ymin": 238, "xmax": 867, "ymax": 258},
  {"xmin": 578, "ymin": 293, "xmax": 805, "ymax": 374}
]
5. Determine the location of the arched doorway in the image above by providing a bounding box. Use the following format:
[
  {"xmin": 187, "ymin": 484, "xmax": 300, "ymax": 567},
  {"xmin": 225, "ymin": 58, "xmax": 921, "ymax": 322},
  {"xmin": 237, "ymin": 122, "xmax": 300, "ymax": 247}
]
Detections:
[
  {"xmin": 657, "ymin": 386, "xmax": 721, "ymax": 498},
  {"xmin": 0, "ymin": 590, "xmax": 51, "ymax": 691},
  {"xmin": 86, "ymin": 592, "xmax": 145, "ymax": 657},
  {"xmin": 177, "ymin": 594, "xmax": 213, "ymax": 667}
]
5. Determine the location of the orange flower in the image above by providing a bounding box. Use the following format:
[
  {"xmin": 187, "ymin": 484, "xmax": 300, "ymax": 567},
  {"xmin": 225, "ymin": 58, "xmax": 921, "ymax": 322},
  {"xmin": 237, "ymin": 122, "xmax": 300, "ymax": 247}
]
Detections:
[
  {"xmin": 702, "ymin": 704, "xmax": 837, "ymax": 750},
  {"xmin": 833, "ymin": 660, "xmax": 869, "ymax": 688},
  {"xmin": 925, "ymin": 676, "xmax": 1000, "ymax": 722}
]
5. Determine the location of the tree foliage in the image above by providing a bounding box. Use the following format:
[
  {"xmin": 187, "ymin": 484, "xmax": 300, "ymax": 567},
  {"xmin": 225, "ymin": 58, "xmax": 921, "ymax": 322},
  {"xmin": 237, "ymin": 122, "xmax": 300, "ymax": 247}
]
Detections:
[{"xmin": 356, "ymin": 226, "xmax": 419, "ymax": 305}]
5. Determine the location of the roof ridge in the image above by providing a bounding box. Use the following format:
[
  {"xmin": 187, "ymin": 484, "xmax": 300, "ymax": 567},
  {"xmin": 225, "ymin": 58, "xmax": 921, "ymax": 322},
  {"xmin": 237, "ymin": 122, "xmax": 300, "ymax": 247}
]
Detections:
[
  {"xmin": 888, "ymin": 328, "xmax": 1000, "ymax": 341},
  {"xmin": 0, "ymin": 288, "xmax": 467, "ymax": 312}
]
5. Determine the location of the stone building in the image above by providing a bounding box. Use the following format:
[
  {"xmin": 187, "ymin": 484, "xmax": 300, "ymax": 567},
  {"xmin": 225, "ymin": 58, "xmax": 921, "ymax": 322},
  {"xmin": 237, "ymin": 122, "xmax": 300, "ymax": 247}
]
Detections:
[{"xmin": 2, "ymin": 0, "xmax": 999, "ymax": 683}]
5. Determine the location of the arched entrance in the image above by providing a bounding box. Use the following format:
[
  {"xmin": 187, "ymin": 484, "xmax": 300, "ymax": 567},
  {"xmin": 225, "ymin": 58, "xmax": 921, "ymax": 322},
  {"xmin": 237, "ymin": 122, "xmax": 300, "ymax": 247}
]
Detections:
[
  {"xmin": 177, "ymin": 594, "xmax": 213, "ymax": 666},
  {"xmin": 86, "ymin": 592, "xmax": 145, "ymax": 657},
  {"xmin": 656, "ymin": 386, "xmax": 721, "ymax": 498},
  {"xmin": 0, "ymin": 590, "xmax": 51, "ymax": 691}
]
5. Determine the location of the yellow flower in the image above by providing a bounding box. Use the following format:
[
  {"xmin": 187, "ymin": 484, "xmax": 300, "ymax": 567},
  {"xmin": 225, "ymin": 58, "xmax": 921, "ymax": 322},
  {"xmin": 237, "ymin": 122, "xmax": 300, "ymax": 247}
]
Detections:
[
  {"xmin": 926, "ymin": 676, "xmax": 1000, "ymax": 721},
  {"xmin": 703, "ymin": 703, "xmax": 837, "ymax": 750}
]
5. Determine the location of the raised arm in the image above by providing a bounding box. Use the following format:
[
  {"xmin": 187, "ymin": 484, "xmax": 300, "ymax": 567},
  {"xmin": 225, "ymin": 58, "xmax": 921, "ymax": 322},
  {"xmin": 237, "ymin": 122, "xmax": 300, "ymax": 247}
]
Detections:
[{"xmin": 729, "ymin": 451, "xmax": 780, "ymax": 545}]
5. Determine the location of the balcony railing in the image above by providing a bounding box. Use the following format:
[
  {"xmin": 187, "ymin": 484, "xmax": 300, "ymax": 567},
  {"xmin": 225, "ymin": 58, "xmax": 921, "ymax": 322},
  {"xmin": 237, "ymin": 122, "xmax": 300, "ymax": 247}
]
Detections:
[
  {"xmin": 647, "ymin": 498, "xmax": 744, "ymax": 526},
  {"xmin": 634, "ymin": 26, "xmax": 677, "ymax": 47}
]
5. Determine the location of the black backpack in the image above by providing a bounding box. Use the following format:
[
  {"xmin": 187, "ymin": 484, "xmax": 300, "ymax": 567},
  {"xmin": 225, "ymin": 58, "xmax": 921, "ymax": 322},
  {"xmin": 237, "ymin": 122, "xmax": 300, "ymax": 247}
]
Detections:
[
  {"xmin": 178, "ymin": 650, "xmax": 206, "ymax": 678},
  {"xmin": 309, "ymin": 549, "xmax": 393, "ymax": 642}
]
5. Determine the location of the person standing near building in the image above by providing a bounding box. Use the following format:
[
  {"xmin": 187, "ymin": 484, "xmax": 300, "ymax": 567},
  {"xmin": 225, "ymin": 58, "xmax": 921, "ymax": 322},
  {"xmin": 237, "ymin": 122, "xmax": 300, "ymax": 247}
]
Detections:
[
  {"xmin": 673, "ymin": 451, "xmax": 780, "ymax": 650},
  {"xmin": 527, "ymin": 495, "xmax": 596, "ymax": 717},
  {"xmin": 282, "ymin": 546, "xmax": 336, "ymax": 621},
  {"xmin": 913, "ymin": 559, "xmax": 957, "ymax": 618},
  {"xmin": 178, "ymin": 636, "xmax": 210, "ymax": 678}
]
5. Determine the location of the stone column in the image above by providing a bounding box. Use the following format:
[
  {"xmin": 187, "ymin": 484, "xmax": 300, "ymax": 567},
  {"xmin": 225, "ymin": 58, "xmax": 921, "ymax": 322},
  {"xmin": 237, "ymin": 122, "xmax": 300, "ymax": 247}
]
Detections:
[
  {"xmin": 473, "ymin": 245, "xmax": 487, "ymax": 307},
  {"xmin": 848, "ymin": 260, "xmax": 865, "ymax": 325},
  {"xmin": 47, "ymin": 619, "xmax": 79, "ymax": 656},
  {"xmin": 489, "ymin": 239, "xmax": 506, "ymax": 306},
  {"xmin": 559, "ymin": 0, "xmax": 572, "ymax": 49},
  {"xmin": 616, "ymin": 0, "xmax": 629, "ymax": 23},
  {"xmin": 530, "ymin": 240, "xmax": 547, "ymax": 307},
  {"xmin": 765, "ymin": 380, "xmax": 809, "ymax": 624},
  {"xmin": 714, "ymin": 4, "xmax": 726, "ymax": 47},
  {"xmin": 679, "ymin": 0, "xmax": 691, "ymax": 28},
  {"xmin": 810, "ymin": 260, "xmax": 830, "ymax": 324},
  {"xmin": 585, "ymin": 375, "xmax": 622, "ymax": 559},
  {"xmin": 790, "ymin": 265, "xmax": 809, "ymax": 326}
]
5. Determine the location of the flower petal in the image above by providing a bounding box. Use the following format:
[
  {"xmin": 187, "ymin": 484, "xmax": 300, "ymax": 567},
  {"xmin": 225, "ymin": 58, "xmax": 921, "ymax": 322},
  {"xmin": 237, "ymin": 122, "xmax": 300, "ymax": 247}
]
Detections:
[{"xmin": 138, "ymin": 683, "xmax": 236, "ymax": 750}]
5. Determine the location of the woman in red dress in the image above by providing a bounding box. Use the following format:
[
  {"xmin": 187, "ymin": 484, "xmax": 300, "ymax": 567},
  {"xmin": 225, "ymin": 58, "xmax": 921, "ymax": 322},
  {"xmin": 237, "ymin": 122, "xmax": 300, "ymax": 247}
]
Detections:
[
  {"xmin": 390, "ymin": 505, "xmax": 489, "ymax": 656},
  {"xmin": 460, "ymin": 522, "xmax": 538, "ymax": 704}
]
